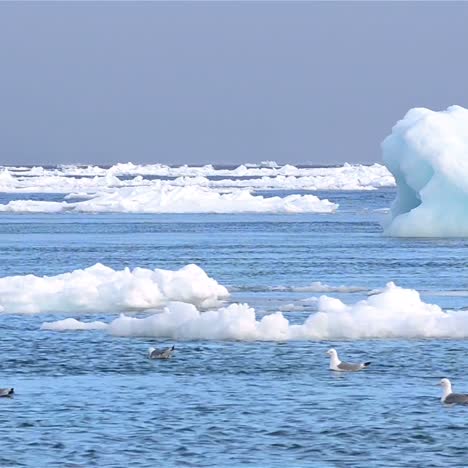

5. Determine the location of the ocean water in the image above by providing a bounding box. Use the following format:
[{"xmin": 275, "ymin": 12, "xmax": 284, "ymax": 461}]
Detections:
[{"xmin": 1, "ymin": 181, "xmax": 468, "ymax": 467}]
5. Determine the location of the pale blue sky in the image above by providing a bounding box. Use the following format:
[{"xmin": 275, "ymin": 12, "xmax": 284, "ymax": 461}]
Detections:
[{"xmin": 1, "ymin": 2, "xmax": 467, "ymax": 166}]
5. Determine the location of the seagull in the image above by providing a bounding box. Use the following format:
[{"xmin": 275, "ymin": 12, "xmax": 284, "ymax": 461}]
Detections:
[
  {"xmin": 438, "ymin": 378, "xmax": 468, "ymax": 405},
  {"xmin": 148, "ymin": 345, "xmax": 175, "ymax": 360},
  {"xmin": 326, "ymin": 348, "xmax": 371, "ymax": 372},
  {"xmin": 0, "ymin": 388, "xmax": 14, "ymax": 398}
]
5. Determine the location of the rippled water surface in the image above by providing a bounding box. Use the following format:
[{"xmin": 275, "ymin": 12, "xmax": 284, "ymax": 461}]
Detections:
[{"xmin": 1, "ymin": 188, "xmax": 468, "ymax": 467}]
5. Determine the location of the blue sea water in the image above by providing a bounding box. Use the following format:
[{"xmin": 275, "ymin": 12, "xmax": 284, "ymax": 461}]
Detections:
[{"xmin": 1, "ymin": 186, "xmax": 468, "ymax": 467}]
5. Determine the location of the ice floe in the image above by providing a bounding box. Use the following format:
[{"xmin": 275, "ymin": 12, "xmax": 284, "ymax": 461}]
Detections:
[
  {"xmin": 41, "ymin": 282, "xmax": 468, "ymax": 340},
  {"xmin": 273, "ymin": 282, "xmax": 367, "ymax": 293},
  {"xmin": 0, "ymin": 184, "xmax": 338, "ymax": 214},
  {"xmin": 0, "ymin": 263, "xmax": 228, "ymax": 314},
  {"xmin": 0, "ymin": 163, "xmax": 394, "ymax": 194}
]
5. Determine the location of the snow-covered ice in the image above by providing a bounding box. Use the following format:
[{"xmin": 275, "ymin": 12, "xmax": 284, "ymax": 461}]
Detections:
[
  {"xmin": 0, "ymin": 184, "xmax": 338, "ymax": 214},
  {"xmin": 0, "ymin": 263, "xmax": 228, "ymax": 314},
  {"xmin": 41, "ymin": 282, "xmax": 468, "ymax": 340}
]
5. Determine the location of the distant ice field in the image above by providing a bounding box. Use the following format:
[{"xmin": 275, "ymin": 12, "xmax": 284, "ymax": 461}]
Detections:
[{"xmin": 0, "ymin": 163, "xmax": 392, "ymax": 214}]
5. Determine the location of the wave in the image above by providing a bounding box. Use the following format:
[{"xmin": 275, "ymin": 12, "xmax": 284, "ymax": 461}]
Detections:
[
  {"xmin": 0, "ymin": 263, "xmax": 228, "ymax": 314},
  {"xmin": 41, "ymin": 282, "xmax": 468, "ymax": 340}
]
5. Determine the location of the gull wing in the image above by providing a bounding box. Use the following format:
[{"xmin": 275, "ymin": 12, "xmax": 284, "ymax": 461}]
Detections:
[{"xmin": 445, "ymin": 393, "xmax": 468, "ymax": 405}]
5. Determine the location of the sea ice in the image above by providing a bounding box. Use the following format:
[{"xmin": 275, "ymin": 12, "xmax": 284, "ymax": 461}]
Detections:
[
  {"xmin": 0, "ymin": 163, "xmax": 394, "ymax": 194},
  {"xmin": 382, "ymin": 105, "xmax": 468, "ymax": 237},
  {"xmin": 0, "ymin": 184, "xmax": 338, "ymax": 214},
  {"xmin": 0, "ymin": 263, "xmax": 228, "ymax": 314},
  {"xmin": 41, "ymin": 282, "xmax": 468, "ymax": 340}
]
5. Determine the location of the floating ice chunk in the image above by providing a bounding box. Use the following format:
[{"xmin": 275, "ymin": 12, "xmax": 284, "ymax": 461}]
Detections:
[
  {"xmin": 41, "ymin": 283, "xmax": 468, "ymax": 340},
  {"xmin": 260, "ymin": 160, "xmax": 280, "ymax": 168},
  {"xmin": 71, "ymin": 185, "xmax": 338, "ymax": 214},
  {"xmin": 0, "ymin": 200, "xmax": 68, "ymax": 213},
  {"xmin": 382, "ymin": 105, "xmax": 468, "ymax": 237},
  {"xmin": 271, "ymin": 282, "xmax": 367, "ymax": 293},
  {"xmin": 290, "ymin": 282, "xmax": 367, "ymax": 293},
  {"xmin": 278, "ymin": 303, "xmax": 307, "ymax": 312},
  {"xmin": 41, "ymin": 318, "xmax": 108, "ymax": 331},
  {"xmin": 0, "ymin": 263, "xmax": 228, "ymax": 314},
  {"xmin": 0, "ymin": 169, "xmax": 15, "ymax": 188},
  {"xmin": 0, "ymin": 184, "xmax": 338, "ymax": 214},
  {"xmin": 0, "ymin": 173, "xmax": 126, "ymax": 195},
  {"xmin": 42, "ymin": 302, "xmax": 294, "ymax": 341}
]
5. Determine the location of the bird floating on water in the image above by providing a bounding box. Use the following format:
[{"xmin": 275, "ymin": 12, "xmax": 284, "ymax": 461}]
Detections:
[
  {"xmin": 0, "ymin": 388, "xmax": 14, "ymax": 398},
  {"xmin": 438, "ymin": 378, "xmax": 468, "ymax": 405},
  {"xmin": 148, "ymin": 345, "xmax": 175, "ymax": 360},
  {"xmin": 326, "ymin": 348, "xmax": 371, "ymax": 372}
]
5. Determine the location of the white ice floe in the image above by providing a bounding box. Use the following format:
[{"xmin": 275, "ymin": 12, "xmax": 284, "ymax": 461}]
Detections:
[
  {"xmin": 0, "ymin": 162, "xmax": 394, "ymax": 214},
  {"xmin": 0, "ymin": 163, "xmax": 394, "ymax": 194},
  {"xmin": 71, "ymin": 185, "xmax": 338, "ymax": 214},
  {"xmin": 0, "ymin": 169, "xmax": 16, "ymax": 188},
  {"xmin": 41, "ymin": 282, "xmax": 468, "ymax": 340},
  {"xmin": 382, "ymin": 105, "xmax": 468, "ymax": 237},
  {"xmin": 0, "ymin": 170, "xmax": 128, "ymax": 194},
  {"xmin": 1, "ymin": 162, "xmax": 392, "ymax": 180},
  {"xmin": 0, "ymin": 263, "xmax": 229, "ymax": 314},
  {"xmin": 41, "ymin": 318, "xmax": 108, "ymax": 331},
  {"xmin": 0, "ymin": 184, "xmax": 338, "ymax": 214},
  {"xmin": 0, "ymin": 200, "xmax": 68, "ymax": 213},
  {"xmin": 290, "ymin": 282, "xmax": 367, "ymax": 293}
]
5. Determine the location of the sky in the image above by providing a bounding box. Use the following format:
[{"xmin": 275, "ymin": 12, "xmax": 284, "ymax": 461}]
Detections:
[{"xmin": 0, "ymin": 2, "xmax": 467, "ymax": 166}]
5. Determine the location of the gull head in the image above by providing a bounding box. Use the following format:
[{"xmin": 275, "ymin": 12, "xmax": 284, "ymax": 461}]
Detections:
[
  {"xmin": 438, "ymin": 378, "xmax": 451, "ymax": 389},
  {"xmin": 326, "ymin": 348, "xmax": 337, "ymax": 357}
]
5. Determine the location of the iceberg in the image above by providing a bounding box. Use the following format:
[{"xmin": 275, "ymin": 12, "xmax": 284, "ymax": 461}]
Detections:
[{"xmin": 382, "ymin": 105, "xmax": 468, "ymax": 237}]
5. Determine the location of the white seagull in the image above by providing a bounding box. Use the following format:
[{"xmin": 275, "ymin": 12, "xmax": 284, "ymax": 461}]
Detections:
[
  {"xmin": 326, "ymin": 348, "xmax": 371, "ymax": 372},
  {"xmin": 438, "ymin": 378, "xmax": 468, "ymax": 405}
]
